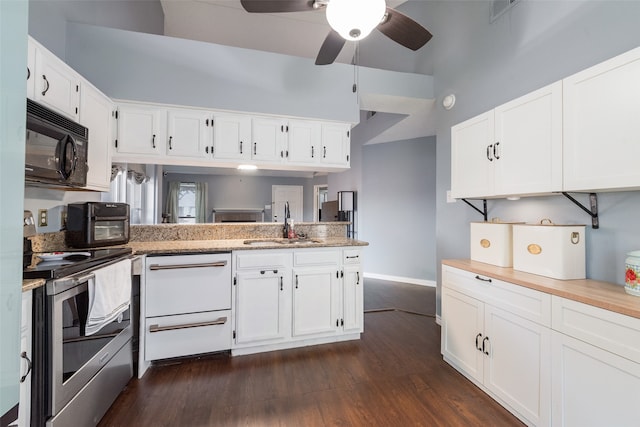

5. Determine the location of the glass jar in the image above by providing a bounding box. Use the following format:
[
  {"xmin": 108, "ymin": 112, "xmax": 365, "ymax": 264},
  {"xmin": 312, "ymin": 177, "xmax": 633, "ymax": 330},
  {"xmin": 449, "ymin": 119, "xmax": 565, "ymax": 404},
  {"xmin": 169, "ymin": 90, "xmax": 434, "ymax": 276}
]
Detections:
[{"xmin": 624, "ymin": 250, "xmax": 640, "ymax": 296}]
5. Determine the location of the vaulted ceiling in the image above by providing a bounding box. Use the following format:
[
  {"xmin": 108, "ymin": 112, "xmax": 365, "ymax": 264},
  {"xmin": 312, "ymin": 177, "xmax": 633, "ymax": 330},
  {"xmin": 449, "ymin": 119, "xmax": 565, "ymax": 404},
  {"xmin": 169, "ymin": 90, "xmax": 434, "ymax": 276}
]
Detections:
[{"xmin": 160, "ymin": 0, "xmax": 434, "ymax": 74}]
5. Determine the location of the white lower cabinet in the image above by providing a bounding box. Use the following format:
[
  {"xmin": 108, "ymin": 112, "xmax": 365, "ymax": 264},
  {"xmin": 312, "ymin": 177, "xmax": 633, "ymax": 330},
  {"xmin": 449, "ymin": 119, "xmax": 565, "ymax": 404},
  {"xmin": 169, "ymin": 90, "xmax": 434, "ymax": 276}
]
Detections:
[
  {"xmin": 551, "ymin": 296, "xmax": 640, "ymax": 427},
  {"xmin": 12, "ymin": 291, "xmax": 33, "ymax": 427},
  {"xmin": 292, "ymin": 266, "xmax": 340, "ymax": 338},
  {"xmin": 232, "ymin": 247, "xmax": 363, "ymax": 354},
  {"xmin": 441, "ymin": 266, "xmax": 551, "ymax": 426},
  {"xmin": 143, "ymin": 253, "xmax": 232, "ymax": 362}
]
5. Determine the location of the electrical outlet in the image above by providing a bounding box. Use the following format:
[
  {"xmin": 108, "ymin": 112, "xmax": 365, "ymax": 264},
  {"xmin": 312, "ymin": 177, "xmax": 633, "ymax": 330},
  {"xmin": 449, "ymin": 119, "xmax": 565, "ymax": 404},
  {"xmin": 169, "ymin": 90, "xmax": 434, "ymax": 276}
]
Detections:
[{"xmin": 38, "ymin": 209, "xmax": 48, "ymax": 226}]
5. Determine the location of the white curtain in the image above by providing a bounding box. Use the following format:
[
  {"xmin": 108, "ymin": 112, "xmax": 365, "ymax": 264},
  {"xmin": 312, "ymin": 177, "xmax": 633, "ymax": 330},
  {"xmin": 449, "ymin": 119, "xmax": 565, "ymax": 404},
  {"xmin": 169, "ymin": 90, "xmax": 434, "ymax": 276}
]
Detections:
[
  {"xmin": 195, "ymin": 182, "xmax": 208, "ymax": 223},
  {"xmin": 166, "ymin": 181, "xmax": 180, "ymax": 223}
]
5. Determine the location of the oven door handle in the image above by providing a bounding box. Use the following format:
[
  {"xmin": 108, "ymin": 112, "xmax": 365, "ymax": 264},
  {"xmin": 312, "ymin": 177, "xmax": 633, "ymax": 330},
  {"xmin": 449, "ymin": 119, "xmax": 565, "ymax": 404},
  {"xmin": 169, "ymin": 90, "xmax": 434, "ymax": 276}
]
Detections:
[
  {"xmin": 148, "ymin": 317, "xmax": 228, "ymax": 333},
  {"xmin": 53, "ymin": 272, "xmax": 95, "ymax": 288},
  {"xmin": 148, "ymin": 261, "xmax": 227, "ymax": 271}
]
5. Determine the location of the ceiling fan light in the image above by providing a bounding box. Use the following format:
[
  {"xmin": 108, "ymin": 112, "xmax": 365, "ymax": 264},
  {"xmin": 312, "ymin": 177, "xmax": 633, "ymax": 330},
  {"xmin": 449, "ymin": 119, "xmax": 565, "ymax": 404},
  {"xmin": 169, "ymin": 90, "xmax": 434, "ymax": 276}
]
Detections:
[{"xmin": 326, "ymin": 0, "xmax": 386, "ymax": 42}]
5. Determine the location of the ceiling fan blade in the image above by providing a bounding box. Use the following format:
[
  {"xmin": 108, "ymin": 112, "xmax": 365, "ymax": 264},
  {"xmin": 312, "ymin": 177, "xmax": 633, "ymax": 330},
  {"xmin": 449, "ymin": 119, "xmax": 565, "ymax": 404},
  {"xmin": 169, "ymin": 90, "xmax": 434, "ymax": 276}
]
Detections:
[
  {"xmin": 240, "ymin": 0, "xmax": 314, "ymax": 13},
  {"xmin": 377, "ymin": 7, "xmax": 433, "ymax": 51},
  {"xmin": 315, "ymin": 30, "xmax": 346, "ymax": 65}
]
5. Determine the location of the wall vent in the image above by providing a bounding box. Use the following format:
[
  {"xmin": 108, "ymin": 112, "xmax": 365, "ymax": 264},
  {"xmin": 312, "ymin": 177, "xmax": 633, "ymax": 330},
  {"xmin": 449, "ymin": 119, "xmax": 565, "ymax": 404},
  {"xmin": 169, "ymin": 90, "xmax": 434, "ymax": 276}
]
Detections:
[{"xmin": 491, "ymin": 0, "xmax": 519, "ymax": 22}]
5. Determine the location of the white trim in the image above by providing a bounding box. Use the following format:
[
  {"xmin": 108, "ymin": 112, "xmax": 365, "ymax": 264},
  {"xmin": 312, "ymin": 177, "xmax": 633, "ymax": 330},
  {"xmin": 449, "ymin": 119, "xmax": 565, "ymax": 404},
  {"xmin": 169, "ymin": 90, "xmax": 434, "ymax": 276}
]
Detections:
[
  {"xmin": 435, "ymin": 314, "xmax": 442, "ymax": 325},
  {"xmin": 231, "ymin": 333, "xmax": 360, "ymax": 356},
  {"xmin": 363, "ymin": 272, "xmax": 436, "ymax": 287}
]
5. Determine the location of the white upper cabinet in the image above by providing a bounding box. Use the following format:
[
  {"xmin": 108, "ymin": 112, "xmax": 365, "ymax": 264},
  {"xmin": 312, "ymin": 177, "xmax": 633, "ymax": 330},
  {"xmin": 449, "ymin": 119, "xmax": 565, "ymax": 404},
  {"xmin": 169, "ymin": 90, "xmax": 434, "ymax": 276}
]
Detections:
[
  {"xmin": 451, "ymin": 110, "xmax": 495, "ymax": 199},
  {"xmin": 251, "ymin": 116, "xmax": 286, "ymax": 162},
  {"xmin": 286, "ymin": 119, "xmax": 321, "ymax": 164},
  {"xmin": 494, "ymin": 81, "xmax": 562, "ymax": 196},
  {"xmin": 563, "ymin": 47, "xmax": 640, "ymax": 192},
  {"xmin": 321, "ymin": 122, "xmax": 351, "ymax": 167},
  {"xmin": 26, "ymin": 41, "xmax": 35, "ymax": 99},
  {"xmin": 115, "ymin": 103, "xmax": 166, "ymax": 156},
  {"xmin": 29, "ymin": 38, "xmax": 81, "ymax": 121},
  {"xmin": 166, "ymin": 108, "xmax": 211, "ymax": 159},
  {"xmin": 212, "ymin": 112, "xmax": 251, "ymax": 161},
  {"xmin": 451, "ymin": 82, "xmax": 562, "ymax": 199},
  {"xmin": 79, "ymin": 82, "xmax": 114, "ymax": 191}
]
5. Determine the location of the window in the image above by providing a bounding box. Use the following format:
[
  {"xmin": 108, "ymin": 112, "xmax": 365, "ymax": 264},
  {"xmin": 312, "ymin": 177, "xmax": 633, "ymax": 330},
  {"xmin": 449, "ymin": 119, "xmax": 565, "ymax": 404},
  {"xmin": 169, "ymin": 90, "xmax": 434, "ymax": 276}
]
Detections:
[{"xmin": 178, "ymin": 182, "xmax": 196, "ymax": 224}]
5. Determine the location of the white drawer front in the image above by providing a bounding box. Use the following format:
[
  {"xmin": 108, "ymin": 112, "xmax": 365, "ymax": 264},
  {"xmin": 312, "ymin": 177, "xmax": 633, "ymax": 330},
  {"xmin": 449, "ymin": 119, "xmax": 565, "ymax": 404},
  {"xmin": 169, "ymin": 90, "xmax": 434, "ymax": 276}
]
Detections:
[
  {"xmin": 442, "ymin": 265, "xmax": 551, "ymax": 327},
  {"xmin": 294, "ymin": 249, "xmax": 339, "ymax": 266},
  {"xmin": 552, "ymin": 296, "xmax": 640, "ymax": 363},
  {"xmin": 235, "ymin": 250, "xmax": 290, "ymax": 269},
  {"xmin": 146, "ymin": 253, "xmax": 231, "ymax": 317},
  {"xmin": 145, "ymin": 310, "xmax": 231, "ymax": 360},
  {"xmin": 343, "ymin": 249, "xmax": 362, "ymax": 265}
]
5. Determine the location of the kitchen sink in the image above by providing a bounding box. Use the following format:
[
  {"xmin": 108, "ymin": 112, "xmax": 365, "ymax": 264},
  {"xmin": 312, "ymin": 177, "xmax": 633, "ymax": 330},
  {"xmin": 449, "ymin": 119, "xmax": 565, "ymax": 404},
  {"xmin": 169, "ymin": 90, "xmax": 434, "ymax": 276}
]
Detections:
[{"xmin": 243, "ymin": 238, "xmax": 322, "ymax": 246}]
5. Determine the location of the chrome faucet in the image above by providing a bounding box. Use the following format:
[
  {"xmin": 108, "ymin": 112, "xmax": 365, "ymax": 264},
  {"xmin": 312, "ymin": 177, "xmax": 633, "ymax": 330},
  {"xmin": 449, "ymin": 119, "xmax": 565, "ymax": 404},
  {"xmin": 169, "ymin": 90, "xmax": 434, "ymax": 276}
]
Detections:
[{"xmin": 283, "ymin": 202, "xmax": 290, "ymax": 238}]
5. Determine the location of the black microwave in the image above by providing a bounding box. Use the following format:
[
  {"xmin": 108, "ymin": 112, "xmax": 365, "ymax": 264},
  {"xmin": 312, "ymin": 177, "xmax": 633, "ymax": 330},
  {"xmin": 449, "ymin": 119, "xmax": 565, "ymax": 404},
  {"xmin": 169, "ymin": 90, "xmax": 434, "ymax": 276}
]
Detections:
[
  {"xmin": 66, "ymin": 202, "xmax": 130, "ymax": 248},
  {"xmin": 25, "ymin": 99, "xmax": 88, "ymax": 188}
]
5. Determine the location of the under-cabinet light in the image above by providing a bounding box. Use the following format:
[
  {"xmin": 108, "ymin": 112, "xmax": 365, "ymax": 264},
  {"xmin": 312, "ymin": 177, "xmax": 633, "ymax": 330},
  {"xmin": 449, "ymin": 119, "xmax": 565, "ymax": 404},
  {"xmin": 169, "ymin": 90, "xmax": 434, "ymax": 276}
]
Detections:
[{"xmin": 237, "ymin": 164, "xmax": 258, "ymax": 171}]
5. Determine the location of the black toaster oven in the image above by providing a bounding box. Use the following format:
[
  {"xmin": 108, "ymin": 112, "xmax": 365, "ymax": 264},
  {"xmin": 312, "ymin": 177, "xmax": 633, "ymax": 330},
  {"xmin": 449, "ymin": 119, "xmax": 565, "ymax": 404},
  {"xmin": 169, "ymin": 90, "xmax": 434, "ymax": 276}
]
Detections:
[{"xmin": 66, "ymin": 202, "xmax": 130, "ymax": 248}]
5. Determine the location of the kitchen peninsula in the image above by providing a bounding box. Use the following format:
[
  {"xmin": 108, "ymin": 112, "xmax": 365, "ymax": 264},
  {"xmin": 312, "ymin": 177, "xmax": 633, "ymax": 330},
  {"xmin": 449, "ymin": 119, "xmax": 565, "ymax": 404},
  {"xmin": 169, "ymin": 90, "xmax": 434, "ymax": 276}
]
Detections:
[{"xmin": 29, "ymin": 221, "xmax": 368, "ymax": 379}]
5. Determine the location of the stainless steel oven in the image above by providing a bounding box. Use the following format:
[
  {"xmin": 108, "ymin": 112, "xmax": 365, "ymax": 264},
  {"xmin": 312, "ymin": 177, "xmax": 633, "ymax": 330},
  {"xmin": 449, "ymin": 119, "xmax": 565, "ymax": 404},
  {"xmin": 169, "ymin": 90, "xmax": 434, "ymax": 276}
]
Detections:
[{"xmin": 26, "ymin": 248, "xmax": 133, "ymax": 427}]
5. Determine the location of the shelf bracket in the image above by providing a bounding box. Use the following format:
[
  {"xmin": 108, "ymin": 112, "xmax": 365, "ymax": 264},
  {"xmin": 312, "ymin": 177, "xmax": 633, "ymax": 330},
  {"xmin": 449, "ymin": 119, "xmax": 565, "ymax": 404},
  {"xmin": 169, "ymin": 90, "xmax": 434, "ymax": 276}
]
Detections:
[
  {"xmin": 561, "ymin": 192, "xmax": 599, "ymax": 229},
  {"xmin": 461, "ymin": 199, "xmax": 488, "ymax": 222}
]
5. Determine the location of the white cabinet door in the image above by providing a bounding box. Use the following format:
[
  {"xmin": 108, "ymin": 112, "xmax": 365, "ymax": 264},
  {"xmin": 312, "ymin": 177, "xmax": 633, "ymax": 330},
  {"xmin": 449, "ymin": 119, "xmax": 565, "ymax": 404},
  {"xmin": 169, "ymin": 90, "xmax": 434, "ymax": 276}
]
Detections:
[
  {"xmin": 493, "ymin": 81, "xmax": 562, "ymax": 196},
  {"xmin": 342, "ymin": 264, "xmax": 363, "ymax": 333},
  {"xmin": 484, "ymin": 305, "xmax": 551, "ymax": 427},
  {"xmin": 563, "ymin": 47, "xmax": 640, "ymax": 191},
  {"xmin": 551, "ymin": 331, "xmax": 640, "ymax": 427},
  {"xmin": 33, "ymin": 43, "xmax": 80, "ymax": 121},
  {"xmin": 166, "ymin": 108, "xmax": 211, "ymax": 159},
  {"xmin": 235, "ymin": 270, "xmax": 287, "ymax": 344},
  {"xmin": 287, "ymin": 119, "xmax": 321, "ymax": 164},
  {"xmin": 441, "ymin": 286, "xmax": 485, "ymax": 383},
  {"xmin": 115, "ymin": 103, "xmax": 166, "ymax": 156},
  {"xmin": 320, "ymin": 123, "xmax": 350, "ymax": 166},
  {"xmin": 16, "ymin": 291, "xmax": 32, "ymax": 427},
  {"xmin": 450, "ymin": 110, "xmax": 495, "ymax": 199},
  {"xmin": 212, "ymin": 112, "xmax": 251, "ymax": 161},
  {"xmin": 79, "ymin": 82, "xmax": 113, "ymax": 191},
  {"xmin": 292, "ymin": 267, "xmax": 339, "ymax": 338},
  {"xmin": 26, "ymin": 41, "xmax": 35, "ymax": 99},
  {"xmin": 251, "ymin": 116, "xmax": 286, "ymax": 162}
]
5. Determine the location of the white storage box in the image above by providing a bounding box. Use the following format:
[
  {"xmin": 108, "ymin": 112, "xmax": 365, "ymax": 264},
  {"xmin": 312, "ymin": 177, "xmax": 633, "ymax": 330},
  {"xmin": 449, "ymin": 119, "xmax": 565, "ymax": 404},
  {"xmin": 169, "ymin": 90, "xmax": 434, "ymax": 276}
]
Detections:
[
  {"xmin": 470, "ymin": 221, "xmax": 523, "ymax": 267},
  {"xmin": 512, "ymin": 221, "xmax": 586, "ymax": 280}
]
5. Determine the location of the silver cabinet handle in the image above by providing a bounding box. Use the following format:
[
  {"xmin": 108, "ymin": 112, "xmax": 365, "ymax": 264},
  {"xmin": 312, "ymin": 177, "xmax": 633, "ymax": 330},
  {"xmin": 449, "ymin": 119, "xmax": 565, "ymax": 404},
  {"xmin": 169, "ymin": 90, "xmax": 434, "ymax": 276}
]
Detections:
[
  {"xmin": 149, "ymin": 317, "xmax": 228, "ymax": 333},
  {"xmin": 149, "ymin": 261, "xmax": 227, "ymax": 271},
  {"xmin": 486, "ymin": 144, "xmax": 493, "ymax": 161},
  {"xmin": 493, "ymin": 141, "xmax": 500, "ymax": 160}
]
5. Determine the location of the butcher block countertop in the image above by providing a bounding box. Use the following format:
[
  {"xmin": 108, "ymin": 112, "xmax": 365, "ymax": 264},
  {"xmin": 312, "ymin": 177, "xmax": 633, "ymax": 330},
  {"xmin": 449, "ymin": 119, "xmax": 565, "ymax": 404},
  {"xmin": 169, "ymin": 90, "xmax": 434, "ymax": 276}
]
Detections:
[
  {"xmin": 127, "ymin": 237, "xmax": 368, "ymax": 255},
  {"xmin": 443, "ymin": 259, "xmax": 640, "ymax": 319}
]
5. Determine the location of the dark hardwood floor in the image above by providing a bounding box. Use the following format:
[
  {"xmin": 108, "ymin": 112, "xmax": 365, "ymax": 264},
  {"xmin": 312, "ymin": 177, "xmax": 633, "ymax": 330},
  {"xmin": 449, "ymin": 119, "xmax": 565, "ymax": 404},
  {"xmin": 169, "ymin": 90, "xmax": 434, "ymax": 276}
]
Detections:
[{"xmin": 99, "ymin": 279, "xmax": 523, "ymax": 427}]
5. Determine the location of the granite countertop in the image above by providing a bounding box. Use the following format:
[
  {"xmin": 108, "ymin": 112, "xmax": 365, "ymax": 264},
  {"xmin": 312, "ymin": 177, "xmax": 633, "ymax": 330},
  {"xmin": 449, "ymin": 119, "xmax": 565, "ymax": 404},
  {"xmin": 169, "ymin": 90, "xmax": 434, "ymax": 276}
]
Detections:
[
  {"xmin": 23, "ymin": 278, "xmax": 45, "ymax": 292},
  {"xmin": 443, "ymin": 259, "xmax": 640, "ymax": 319},
  {"xmin": 126, "ymin": 237, "xmax": 368, "ymax": 255}
]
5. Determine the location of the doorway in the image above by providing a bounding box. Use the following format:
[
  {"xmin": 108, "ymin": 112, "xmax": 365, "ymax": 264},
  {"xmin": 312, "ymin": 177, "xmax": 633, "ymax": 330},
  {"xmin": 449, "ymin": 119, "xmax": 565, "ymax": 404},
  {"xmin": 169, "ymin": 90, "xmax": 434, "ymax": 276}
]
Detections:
[
  {"xmin": 272, "ymin": 185, "xmax": 303, "ymax": 223},
  {"xmin": 314, "ymin": 184, "xmax": 329, "ymax": 222}
]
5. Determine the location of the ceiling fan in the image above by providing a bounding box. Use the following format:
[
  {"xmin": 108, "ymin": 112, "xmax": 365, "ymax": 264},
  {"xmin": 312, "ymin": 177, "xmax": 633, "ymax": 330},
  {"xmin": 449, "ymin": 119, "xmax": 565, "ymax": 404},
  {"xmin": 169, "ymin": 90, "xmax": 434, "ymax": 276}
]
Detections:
[{"xmin": 239, "ymin": 0, "xmax": 433, "ymax": 65}]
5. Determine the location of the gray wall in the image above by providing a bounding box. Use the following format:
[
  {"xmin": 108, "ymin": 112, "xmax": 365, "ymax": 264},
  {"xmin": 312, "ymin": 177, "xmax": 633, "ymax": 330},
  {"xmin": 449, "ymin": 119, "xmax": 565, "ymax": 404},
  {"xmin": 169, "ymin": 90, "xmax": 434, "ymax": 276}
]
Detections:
[
  {"xmin": 163, "ymin": 173, "xmax": 326, "ymax": 223},
  {"xmin": 360, "ymin": 137, "xmax": 437, "ymax": 282},
  {"xmin": 29, "ymin": 0, "xmax": 164, "ymax": 60},
  {"xmin": 1, "ymin": 0, "xmax": 28, "ymax": 416},
  {"xmin": 430, "ymin": 0, "xmax": 640, "ymax": 315}
]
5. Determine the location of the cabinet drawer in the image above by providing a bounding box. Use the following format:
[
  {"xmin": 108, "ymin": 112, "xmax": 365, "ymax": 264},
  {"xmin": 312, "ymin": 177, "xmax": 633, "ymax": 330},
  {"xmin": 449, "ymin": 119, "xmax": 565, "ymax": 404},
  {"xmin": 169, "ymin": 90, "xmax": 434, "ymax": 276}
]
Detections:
[
  {"xmin": 145, "ymin": 310, "xmax": 231, "ymax": 360},
  {"xmin": 552, "ymin": 296, "xmax": 640, "ymax": 363},
  {"xmin": 443, "ymin": 265, "xmax": 551, "ymax": 327},
  {"xmin": 343, "ymin": 249, "xmax": 362, "ymax": 265},
  {"xmin": 294, "ymin": 249, "xmax": 339, "ymax": 266},
  {"xmin": 146, "ymin": 253, "xmax": 231, "ymax": 317},
  {"xmin": 235, "ymin": 250, "xmax": 290, "ymax": 269}
]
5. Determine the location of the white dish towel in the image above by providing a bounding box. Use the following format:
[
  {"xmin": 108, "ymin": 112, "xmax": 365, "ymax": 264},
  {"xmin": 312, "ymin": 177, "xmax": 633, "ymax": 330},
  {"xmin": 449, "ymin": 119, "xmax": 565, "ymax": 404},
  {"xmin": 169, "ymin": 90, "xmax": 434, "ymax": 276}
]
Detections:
[{"xmin": 85, "ymin": 258, "xmax": 132, "ymax": 336}]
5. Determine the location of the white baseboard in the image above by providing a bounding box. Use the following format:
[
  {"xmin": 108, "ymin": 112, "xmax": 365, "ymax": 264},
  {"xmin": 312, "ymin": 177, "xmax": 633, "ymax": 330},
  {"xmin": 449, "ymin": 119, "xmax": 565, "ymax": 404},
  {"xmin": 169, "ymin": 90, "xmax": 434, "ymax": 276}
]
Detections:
[{"xmin": 363, "ymin": 272, "xmax": 436, "ymax": 288}]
